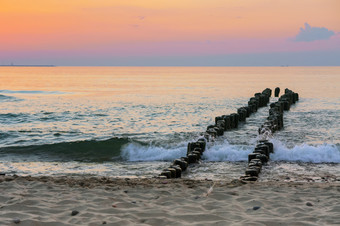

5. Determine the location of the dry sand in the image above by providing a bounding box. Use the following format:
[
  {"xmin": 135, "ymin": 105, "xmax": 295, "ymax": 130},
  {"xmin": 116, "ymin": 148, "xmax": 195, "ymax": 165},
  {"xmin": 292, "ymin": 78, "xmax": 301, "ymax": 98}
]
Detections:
[{"xmin": 0, "ymin": 175, "xmax": 339, "ymax": 226}]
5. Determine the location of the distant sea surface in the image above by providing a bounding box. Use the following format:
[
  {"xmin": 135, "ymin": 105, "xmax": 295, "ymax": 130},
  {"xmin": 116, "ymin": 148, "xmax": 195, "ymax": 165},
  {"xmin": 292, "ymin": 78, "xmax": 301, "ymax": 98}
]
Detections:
[{"xmin": 0, "ymin": 67, "xmax": 339, "ymax": 181}]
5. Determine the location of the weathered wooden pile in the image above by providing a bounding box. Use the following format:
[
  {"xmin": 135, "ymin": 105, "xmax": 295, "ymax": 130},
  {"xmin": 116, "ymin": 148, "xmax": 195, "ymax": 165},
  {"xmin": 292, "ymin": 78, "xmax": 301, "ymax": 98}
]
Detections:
[
  {"xmin": 206, "ymin": 88, "xmax": 272, "ymax": 139},
  {"xmin": 240, "ymin": 88, "xmax": 299, "ymax": 182},
  {"xmin": 158, "ymin": 88, "xmax": 273, "ymax": 179}
]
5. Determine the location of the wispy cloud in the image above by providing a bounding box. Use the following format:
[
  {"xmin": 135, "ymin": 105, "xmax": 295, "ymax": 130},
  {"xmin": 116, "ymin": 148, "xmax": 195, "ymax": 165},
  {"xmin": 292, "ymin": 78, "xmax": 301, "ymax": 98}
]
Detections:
[{"xmin": 294, "ymin": 23, "xmax": 335, "ymax": 42}]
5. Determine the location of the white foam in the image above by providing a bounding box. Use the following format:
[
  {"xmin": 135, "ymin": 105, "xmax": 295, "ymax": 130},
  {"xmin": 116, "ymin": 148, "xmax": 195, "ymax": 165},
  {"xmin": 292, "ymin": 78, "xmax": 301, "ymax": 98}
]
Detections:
[
  {"xmin": 121, "ymin": 140, "xmax": 253, "ymax": 162},
  {"xmin": 121, "ymin": 142, "xmax": 186, "ymax": 161},
  {"xmin": 203, "ymin": 143, "xmax": 252, "ymax": 162},
  {"xmin": 121, "ymin": 139, "xmax": 340, "ymax": 163},
  {"xmin": 270, "ymin": 140, "xmax": 340, "ymax": 163}
]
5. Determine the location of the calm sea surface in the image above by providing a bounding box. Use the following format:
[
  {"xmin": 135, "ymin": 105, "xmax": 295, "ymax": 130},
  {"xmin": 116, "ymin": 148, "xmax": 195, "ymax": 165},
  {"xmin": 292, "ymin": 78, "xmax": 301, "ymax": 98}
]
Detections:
[{"xmin": 0, "ymin": 67, "xmax": 339, "ymax": 181}]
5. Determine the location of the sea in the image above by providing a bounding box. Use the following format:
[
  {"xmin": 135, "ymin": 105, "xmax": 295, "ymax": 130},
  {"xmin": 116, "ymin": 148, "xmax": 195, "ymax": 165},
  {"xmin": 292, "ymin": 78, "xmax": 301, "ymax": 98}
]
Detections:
[{"xmin": 0, "ymin": 67, "xmax": 339, "ymax": 182}]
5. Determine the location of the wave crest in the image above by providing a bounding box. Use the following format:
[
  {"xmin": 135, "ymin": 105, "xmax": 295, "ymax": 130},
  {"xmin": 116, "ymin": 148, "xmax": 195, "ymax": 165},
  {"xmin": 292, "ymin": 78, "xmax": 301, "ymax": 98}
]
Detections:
[
  {"xmin": 270, "ymin": 140, "xmax": 340, "ymax": 163},
  {"xmin": 121, "ymin": 142, "xmax": 186, "ymax": 161},
  {"xmin": 0, "ymin": 137, "xmax": 131, "ymax": 162}
]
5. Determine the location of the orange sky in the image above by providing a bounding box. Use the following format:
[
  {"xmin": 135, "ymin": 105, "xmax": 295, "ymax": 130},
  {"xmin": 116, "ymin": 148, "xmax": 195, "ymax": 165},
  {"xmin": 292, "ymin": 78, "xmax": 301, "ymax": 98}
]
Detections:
[{"xmin": 0, "ymin": 0, "xmax": 339, "ymax": 65}]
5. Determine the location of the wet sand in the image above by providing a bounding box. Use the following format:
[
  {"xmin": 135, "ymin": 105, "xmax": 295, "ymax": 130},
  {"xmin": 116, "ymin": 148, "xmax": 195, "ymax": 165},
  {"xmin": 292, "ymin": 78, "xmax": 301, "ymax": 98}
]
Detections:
[{"xmin": 1, "ymin": 175, "xmax": 339, "ymax": 226}]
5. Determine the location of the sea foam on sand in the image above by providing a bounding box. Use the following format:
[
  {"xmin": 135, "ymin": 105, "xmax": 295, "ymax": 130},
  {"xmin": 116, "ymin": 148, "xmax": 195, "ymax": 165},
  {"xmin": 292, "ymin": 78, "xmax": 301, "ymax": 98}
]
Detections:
[{"xmin": 0, "ymin": 175, "xmax": 339, "ymax": 226}]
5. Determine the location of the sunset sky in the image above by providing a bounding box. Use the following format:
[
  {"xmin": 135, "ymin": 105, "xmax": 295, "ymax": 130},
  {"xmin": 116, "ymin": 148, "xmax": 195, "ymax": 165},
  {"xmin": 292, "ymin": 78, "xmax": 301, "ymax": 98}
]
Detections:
[{"xmin": 0, "ymin": 0, "xmax": 339, "ymax": 66}]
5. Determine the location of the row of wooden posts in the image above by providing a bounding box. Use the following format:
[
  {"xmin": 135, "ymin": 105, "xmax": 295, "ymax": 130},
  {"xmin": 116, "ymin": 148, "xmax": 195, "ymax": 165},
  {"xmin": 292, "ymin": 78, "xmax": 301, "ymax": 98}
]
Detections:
[
  {"xmin": 240, "ymin": 88, "xmax": 299, "ymax": 181},
  {"xmin": 158, "ymin": 88, "xmax": 299, "ymax": 180},
  {"xmin": 158, "ymin": 88, "xmax": 274, "ymax": 179}
]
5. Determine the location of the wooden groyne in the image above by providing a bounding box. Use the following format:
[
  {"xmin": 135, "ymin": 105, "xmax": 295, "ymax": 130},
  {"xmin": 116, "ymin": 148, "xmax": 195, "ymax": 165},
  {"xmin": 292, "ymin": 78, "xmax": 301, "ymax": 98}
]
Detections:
[
  {"xmin": 158, "ymin": 88, "xmax": 274, "ymax": 179},
  {"xmin": 240, "ymin": 88, "xmax": 299, "ymax": 181}
]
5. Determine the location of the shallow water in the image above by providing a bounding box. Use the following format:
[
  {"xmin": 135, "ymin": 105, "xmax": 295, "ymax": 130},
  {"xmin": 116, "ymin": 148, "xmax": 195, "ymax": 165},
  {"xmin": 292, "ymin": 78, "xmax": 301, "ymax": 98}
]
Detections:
[{"xmin": 0, "ymin": 67, "xmax": 339, "ymax": 180}]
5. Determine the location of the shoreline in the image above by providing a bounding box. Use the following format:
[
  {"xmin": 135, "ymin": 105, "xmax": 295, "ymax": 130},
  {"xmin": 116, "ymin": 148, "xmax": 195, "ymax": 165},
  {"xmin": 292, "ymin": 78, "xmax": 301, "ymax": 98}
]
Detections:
[
  {"xmin": 2, "ymin": 174, "xmax": 340, "ymax": 187},
  {"xmin": 1, "ymin": 175, "xmax": 339, "ymax": 225}
]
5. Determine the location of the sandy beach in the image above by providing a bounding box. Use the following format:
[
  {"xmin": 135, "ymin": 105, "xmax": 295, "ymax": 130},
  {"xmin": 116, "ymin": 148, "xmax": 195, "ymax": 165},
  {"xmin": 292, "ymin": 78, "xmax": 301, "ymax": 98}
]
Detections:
[{"xmin": 0, "ymin": 175, "xmax": 339, "ymax": 226}]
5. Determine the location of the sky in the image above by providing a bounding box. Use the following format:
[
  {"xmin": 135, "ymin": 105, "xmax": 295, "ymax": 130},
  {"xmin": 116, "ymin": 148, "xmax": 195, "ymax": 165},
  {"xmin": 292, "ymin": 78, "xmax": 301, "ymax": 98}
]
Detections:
[{"xmin": 0, "ymin": 0, "xmax": 339, "ymax": 66}]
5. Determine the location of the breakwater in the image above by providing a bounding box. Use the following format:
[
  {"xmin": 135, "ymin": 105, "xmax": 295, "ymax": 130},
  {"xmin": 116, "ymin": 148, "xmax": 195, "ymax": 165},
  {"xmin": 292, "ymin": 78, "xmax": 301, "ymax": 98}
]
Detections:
[
  {"xmin": 240, "ymin": 88, "xmax": 299, "ymax": 181},
  {"xmin": 158, "ymin": 88, "xmax": 274, "ymax": 179}
]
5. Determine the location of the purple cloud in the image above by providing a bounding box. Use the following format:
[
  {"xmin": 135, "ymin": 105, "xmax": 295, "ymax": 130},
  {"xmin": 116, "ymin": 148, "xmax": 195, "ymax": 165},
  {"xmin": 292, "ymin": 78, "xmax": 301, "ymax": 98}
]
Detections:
[{"xmin": 295, "ymin": 23, "xmax": 335, "ymax": 42}]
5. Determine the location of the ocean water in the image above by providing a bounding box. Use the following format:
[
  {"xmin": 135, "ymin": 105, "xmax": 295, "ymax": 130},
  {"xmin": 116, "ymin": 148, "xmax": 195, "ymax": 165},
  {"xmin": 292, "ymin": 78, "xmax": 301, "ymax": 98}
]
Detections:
[{"xmin": 0, "ymin": 67, "xmax": 339, "ymax": 181}]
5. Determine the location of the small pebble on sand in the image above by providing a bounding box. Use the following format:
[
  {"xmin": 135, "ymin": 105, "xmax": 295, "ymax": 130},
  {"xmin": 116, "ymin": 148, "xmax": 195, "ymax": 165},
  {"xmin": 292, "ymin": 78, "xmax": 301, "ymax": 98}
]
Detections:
[{"xmin": 71, "ymin": 210, "xmax": 79, "ymax": 216}]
